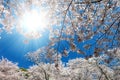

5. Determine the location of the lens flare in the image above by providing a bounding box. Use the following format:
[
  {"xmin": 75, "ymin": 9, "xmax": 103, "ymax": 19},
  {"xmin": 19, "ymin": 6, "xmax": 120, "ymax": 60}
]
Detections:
[{"xmin": 18, "ymin": 9, "xmax": 49, "ymax": 39}]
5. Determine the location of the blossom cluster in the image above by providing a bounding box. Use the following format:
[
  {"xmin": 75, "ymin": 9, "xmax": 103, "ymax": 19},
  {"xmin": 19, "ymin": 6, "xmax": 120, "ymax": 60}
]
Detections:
[{"xmin": 0, "ymin": 48, "xmax": 120, "ymax": 80}]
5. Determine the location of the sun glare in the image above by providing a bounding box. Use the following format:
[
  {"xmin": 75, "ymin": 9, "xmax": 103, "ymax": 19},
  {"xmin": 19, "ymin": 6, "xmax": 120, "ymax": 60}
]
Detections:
[{"xmin": 18, "ymin": 9, "xmax": 49, "ymax": 39}]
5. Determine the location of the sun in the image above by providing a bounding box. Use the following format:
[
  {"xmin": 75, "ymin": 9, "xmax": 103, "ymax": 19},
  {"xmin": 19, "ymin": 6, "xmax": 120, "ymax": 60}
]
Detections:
[{"xmin": 17, "ymin": 9, "xmax": 49, "ymax": 39}]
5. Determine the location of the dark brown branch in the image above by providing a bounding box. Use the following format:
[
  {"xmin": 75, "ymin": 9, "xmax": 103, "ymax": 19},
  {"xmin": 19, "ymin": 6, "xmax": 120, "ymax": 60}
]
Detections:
[
  {"xmin": 43, "ymin": 69, "xmax": 50, "ymax": 80},
  {"xmin": 91, "ymin": 16, "xmax": 120, "ymax": 47},
  {"xmin": 111, "ymin": 20, "xmax": 120, "ymax": 48},
  {"xmin": 56, "ymin": 0, "xmax": 74, "ymax": 66},
  {"xmin": 96, "ymin": 62, "xmax": 110, "ymax": 80},
  {"xmin": 75, "ymin": 0, "xmax": 102, "ymax": 4}
]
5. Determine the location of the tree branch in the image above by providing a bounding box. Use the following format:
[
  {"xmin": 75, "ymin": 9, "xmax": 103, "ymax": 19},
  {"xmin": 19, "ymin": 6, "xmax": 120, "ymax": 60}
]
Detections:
[{"xmin": 75, "ymin": 0, "xmax": 102, "ymax": 4}]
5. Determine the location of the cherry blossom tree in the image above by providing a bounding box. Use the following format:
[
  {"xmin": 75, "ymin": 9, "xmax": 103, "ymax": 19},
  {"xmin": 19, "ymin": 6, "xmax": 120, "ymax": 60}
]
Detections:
[
  {"xmin": 0, "ymin": 0, "xmax": 119, "ymax": 64},
  {"xmin": 0, "ymin": 48, "xmax": 120, "ymax": 80},
  {"xmin": 0, "ymin": 57, "xmax": 21, "ymax": 80},
  {"xmin": 24, "ymin": 0, "xmax": 120, "ymax": 68},
  {"xmin": 0, "ymin": 0, "xmax": 120, "ymax": 79}
]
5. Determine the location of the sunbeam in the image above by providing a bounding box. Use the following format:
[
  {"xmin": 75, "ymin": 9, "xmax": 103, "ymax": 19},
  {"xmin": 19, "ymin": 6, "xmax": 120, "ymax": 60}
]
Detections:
[{"xmin": 17, "ymin": 8, "xmax": 49, "ymax": 39}]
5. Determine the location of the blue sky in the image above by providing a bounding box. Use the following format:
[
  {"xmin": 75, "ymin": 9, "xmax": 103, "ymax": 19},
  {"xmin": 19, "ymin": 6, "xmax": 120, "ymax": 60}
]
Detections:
[
  {"xmin": 0, "ymin": 28, "xmax": 87, "ymax": 68},
  {"xmin": 0, "ymin": 28, "xmax": 95, "ymax": 68},
  {"xmin": 0, "ymin": 28, "xmax": 50, "ymax": 68}
]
